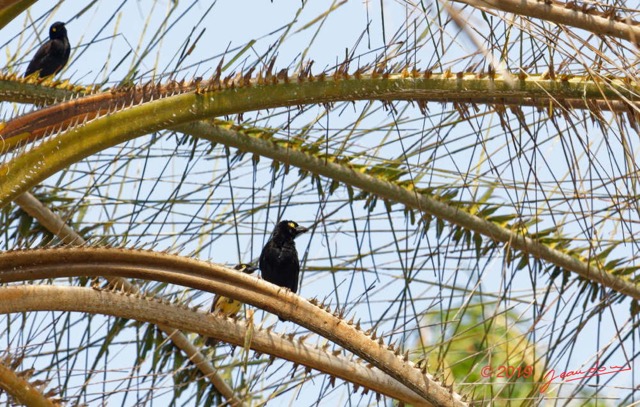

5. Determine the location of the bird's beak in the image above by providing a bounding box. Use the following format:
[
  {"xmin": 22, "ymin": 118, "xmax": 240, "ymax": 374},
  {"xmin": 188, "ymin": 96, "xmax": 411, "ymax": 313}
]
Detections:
[{"xmin": 294, "ymin": 225, "xmax": 309, "ymax": 237}]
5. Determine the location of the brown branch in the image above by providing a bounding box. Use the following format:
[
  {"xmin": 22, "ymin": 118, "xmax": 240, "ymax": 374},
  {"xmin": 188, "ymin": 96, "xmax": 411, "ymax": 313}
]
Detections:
[
  {"xmin": 0, "ymin": 361, "xmax": 55, "ymax": 407},
  {"xmin": 0, "ymin": 285, "xmax": 433, "ymax": 406},
  {"xmin": 0, "ymin": 248, "xmax": 468, "ymax": 406},
  {"xmin": 12, "ymin": 192, "xmax": 244, "ymax": 407},
  {"xmin": 453, "ymin": 0, "xmax": 640, "ymax": 44}
]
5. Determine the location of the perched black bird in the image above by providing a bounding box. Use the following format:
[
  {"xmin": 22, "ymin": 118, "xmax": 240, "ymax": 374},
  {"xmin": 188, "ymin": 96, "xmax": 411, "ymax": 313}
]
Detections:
[
  {"xmin": 24, "ymin": 22, "xmax": 70, "ymax": 78},
  {"xmin": 260, "ymin": 221, "xmax": 308, "ymax": 320},
  {"xmin": 205, "ymin": 263, "xmax": 257, "ymax": 347}
]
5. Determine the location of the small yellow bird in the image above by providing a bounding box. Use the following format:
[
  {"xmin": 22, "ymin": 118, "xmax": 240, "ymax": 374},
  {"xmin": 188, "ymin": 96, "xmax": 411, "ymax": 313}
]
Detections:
[{"xmin": 206, "ymin": 263, "xmax": 257, "ymax": 347}]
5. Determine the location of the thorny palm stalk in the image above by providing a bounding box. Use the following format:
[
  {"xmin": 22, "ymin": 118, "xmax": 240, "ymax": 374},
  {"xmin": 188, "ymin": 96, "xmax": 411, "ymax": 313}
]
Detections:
[{"xmin": 0, "ymin": 1, "xmax": 639, "ymax": 406}]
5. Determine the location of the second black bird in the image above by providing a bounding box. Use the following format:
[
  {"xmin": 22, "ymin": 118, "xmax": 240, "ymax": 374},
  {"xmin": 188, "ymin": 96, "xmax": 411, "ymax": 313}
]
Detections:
[
  {"xmin": 260, "ymin": 221, "xmax": 308, "ymax": 300},
  {"xmin": 24, "ymin": 21, "xmax": 70, "ymax": 78}
]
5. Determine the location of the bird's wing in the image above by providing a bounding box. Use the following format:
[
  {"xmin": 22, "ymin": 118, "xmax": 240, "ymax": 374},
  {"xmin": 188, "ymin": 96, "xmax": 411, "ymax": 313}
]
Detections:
[
  {"xmin": 205, "ymin": 295, "xmax": 241, "ymax": 347},
  {"xmin": 212, "ymin": 295, "xmax": 242, "ymax": 317},
  {"xmin": 290, "ymin": 258, "xmax": 300, "ymax": 293},
  {"xmin": 279, "ymin": 245, "xmax": 300, "ymax": 292},
  {"xmin": 261, "ymin": 241, "xmax": 284, "ymax": 268},
  {"xmin": 218, "ymin": 299, "xmax": 242, "ymax": 317},
  {"xmin": 25, "ymin": 41, "xmax": 52, "ymax": 75}
]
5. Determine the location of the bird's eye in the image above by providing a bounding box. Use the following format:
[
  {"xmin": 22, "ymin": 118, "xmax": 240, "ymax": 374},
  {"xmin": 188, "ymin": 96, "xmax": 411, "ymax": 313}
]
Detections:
[
  {"xmin": 52, "ymin": 28, "xmax": 56, "ymax": 32},
  {"xmin": 288, "ymin": 222, "xmax": 296, "ymax": 229}
]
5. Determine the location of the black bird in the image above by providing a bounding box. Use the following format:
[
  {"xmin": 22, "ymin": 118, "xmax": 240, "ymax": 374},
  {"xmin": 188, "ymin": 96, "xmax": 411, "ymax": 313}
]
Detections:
[
  {"xmin": 205, "ymin": 263, "xmax": 257, "ymax": 347},
  {"xmin": 260, "ymin": 220, "xmax": 308, "ymax": 320},
  {"xmin": 24, "ymin": 22, "xmax": 70, "ymax": 78}
]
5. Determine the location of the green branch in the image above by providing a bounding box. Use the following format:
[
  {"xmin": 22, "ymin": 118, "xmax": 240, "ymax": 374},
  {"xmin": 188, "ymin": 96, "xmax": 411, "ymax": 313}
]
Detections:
[
  {"xmin": 177, "ymin": 120, "xmax": 640, "ymax": 301},
  {"xmin": 0, "ymin": 0, "xmax": 36, "ymax": 30},
  {"xmin": 1, "ymin": 71, "xmax": 638, "ymax": 206},
  {"xmin": 1, "ymin": 74, "xmax": 638, "ymax": 301}
]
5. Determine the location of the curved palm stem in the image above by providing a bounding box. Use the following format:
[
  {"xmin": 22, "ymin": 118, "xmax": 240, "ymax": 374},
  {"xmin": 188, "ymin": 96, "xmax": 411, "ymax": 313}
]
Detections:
[
  {"xmin": 1, "ymin": 71, "xmax": 639, "ymax": 150},
  {"xmin": 452, "ymin": 0, "xmax": 640, "ymax": 44},
  {"xmin": 0, "ymin": 284, "xmax": 434, "ymax": 406},
  {"xmin": 0, "ymin": 247, "xmax": 467, "ymax": 406},
  {"xmin": 0, "ymin": 0, "xmax": 36, "ymax": 30},
  {"xmin": 177, "ymin": 121, "xmax": 640, "ymax": 301},
  {"xmin": 0, "ymin": 361, "xmax": 54, "ymax": 407},
  {"xmin": 0, "ymin": 73, "xmax": 638, "ymax": 302},
  {"xmin": 12, "ymin": 192, "xmax": 244, "ymax": 406}
]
